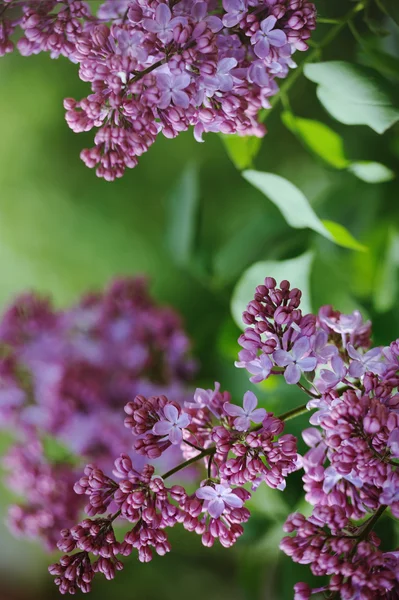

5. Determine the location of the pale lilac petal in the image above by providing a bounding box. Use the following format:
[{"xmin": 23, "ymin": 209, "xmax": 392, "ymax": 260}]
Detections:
[
  {"xmin": 297, "ymin": 356, "xmax": 317, "ymax": 372},
  {"xmin": 156, "ymin": 3, "xmax": 171, "ymax": 26},
  {"xmin": 349, "ymin": 361, "xmax": 364, "ymax": 379},
  {"xmin": 243, "ymin": 390, "xmax": 257, "ymax": 413},
  {"xmin": 169, "ymin": 425, "xmax": 182, "ymax": 444},
  {"xmin": 206, "ymin": 15, "xmax": 223, "ymax": 32},
  {"xmin": 218, "ymin": 57, "xmax": 238, "ymax": 74},
  {"xmin": 142, "ymin": 19, "xmax": 161, "ymax": 33},
  {"xmin": 268, "ymin": 28, "xmax": 287, "ymax": 47},
  {"xmin": 208, "ymin": 497, "xmax": 225, "ymax": 518},
  {"xmin": 234, "ymin": 416, "xmax": 251, "ymax": 431},
  {"xmin": 284, "ymin": 363, "xmax": 301, "ymax": 384},
  {"xmin": 261, "ymin": 15, "xmax": 276, "ymax": 33},
  {"xmin": 174, "ymin": 74, "xmax": 191, "ymax": 90},
  {"xmin": 223, "ymin": 493, "xmax": 243, "ymax": 509},
  {"xmin": 291, "ymin": 337, "xmax": 310, "ymax": 361},
  {"xmin": 153, "ymin": 421, "xmax": 173, "ymax": 436},
  {"xmin": 222, "ymin": 13, "xmax": 241, "ymax": 27},
  {"xmin": 193, "ymin": 1, "xmax": 206, "ymax": 20},
  {"xmin": 159, "ymin": 90, "xmax": 172, "ymax": 109},
  {"xmin": 347, "ymin": 344, "xmax": 361, "ymax": 361},
  {"xmin": 196, "ymin": 486, "xmax": 217, "ymax": 501},
  {"xmin": 250, "ymin": 408, "xmax": 267, "ymax": 423},
  {"xmin": 388, "ymin": 429, "xmax": 399, "ymax": 457},
  {"xmin": 364, "ymin": 347, "xmax": 382, "ymax": 362},
  {"xmin": 157, "ymin": 73, "xmax": 171, "ymax": 90},
  {"xmin": 254, "ymin": 37, "xmax": 270, "ymax": 59},
  {"xmin": 176, "ymin": 412, "xmax": 190, "ymax": 428},
  {"xmin": 273, "ymin": 349, "xmax": 292, "ymax": 367},
  {"xmin": 323, "ymin": 466, "xmax": 341, "ymax": 494},
  {"xmin": 223, "ymin": 402, "xmax": 244, "ymax": 417},
  {"xmin": 320, "ymin": 369, "xmax": 338, "ymax": 385},
  {"xmin": 302, "ymin": 427, "xmax": 322, "ymax": 447},
  {"xmin": 369, "ymin": 361, "xmax": 387, "ymax": 377},
  {"xmin": 314, "ymin": 330, "xmax": 328, "ymax": 351},
  {"xmin": 163, "ymin": 404, "xmax": 179, "ymax": 423},
  {"xmin": 172, "ymin": 90, "xmax": 190, "ymax": 108},
  {"xmin": 345, "ymin": 471, "xmax": 363, "ymax": 488}
]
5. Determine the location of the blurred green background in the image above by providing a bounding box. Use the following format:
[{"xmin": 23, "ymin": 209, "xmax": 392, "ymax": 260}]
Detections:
[{"xmin": 0, "ymin": 0, "xmax": 399, "ymax": 598}]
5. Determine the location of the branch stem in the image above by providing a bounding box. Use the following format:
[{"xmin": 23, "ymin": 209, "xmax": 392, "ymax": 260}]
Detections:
[{"xmin": 161, "ymin": 447, "xmax": 215, "ymax": 480}]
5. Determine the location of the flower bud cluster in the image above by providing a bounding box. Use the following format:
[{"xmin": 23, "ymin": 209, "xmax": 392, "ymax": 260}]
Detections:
[{"xmin": 239, "ymin": 278, "xmax": 399, "ymax": 597}]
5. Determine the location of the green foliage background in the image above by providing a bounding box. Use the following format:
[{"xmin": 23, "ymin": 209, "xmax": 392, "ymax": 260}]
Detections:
[{"xmin": 0, "ymin": 0, "xmax": 398, "ymax": 598}]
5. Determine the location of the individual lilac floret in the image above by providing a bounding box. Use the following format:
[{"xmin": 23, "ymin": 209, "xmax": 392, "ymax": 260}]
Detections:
[
  {"xmin": 222, "ymin": 0, "xmax": 248, "ymax": 27},
  {"xmin": 143, "ymin": 4, "xmax": 186, "ymax": 43},
  {"xmin": 347, "ymin": 344, "xmax": 386, "ymax": 378},
  {"xmin": 152, "ymin": 404, "xmax": 190, "ymax": 444},
  {"xmin": 273, "ymin": 337, "xmax": 317, "ymax": 384},
  {"xmin": 196, "ymin": 483, "xmax": 243, "ymax": 518},
  {"xmin": 157, "ymin": 71, "xmax": 191, "ymax": 110},
  {"xmin": 251, "ymin": 16, "xmax": 287, "ymax": 59},
  {"xmin": 244, "ymin": 354, "xmax": 273, "ymax": 384},
  {"xmin": 152, "ymin": 404, "xmax": 191, "ymax": 444},
  {"xmin": 317, "ymin": 356, "xmax": 347, "ymax": 392},
  {"xmin": 312, "ymin": 330, "xmax": 338, "ymax": 364},
  {"xmin": 223, "ymin": 391, "xmax": 266, "ymax": 431}
]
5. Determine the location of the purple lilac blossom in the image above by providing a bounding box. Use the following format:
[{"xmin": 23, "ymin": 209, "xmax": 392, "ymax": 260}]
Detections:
[
  {"xmin": 0, "ymin": 278, "xmax": 195, "ymax": 549},
  {"xmin": 195, "ymin": 483, "xmax": 243, "ymax": 518},
  {"xmin": 223, "ymin": 390, "xmax": 266, "ymax": 431},
  {"xmin": 0, "ymin": 0, "xmax": 316, "ymax": 179},
  {"xmin": 273, "ymin": 336, "xmax": 317, "ymax": 384}
]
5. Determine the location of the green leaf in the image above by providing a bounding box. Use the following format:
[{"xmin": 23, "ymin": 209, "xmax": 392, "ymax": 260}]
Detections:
[
  {"xmin": 242, "ymin": 170, "xmax": 366, "ymax": 251},
  {"xmin": 358, "ymin": 46, "xmax": 399, "ymax": 80},
  {"xmin": 376, "ymin": 0, "xmax": 399, "ymax": 25},
  {"xmin": 165, "ymin": 163, "xmax": 200, "ymax": 268},
  {"xmin": 304, "ymin": 61, "xmax": 399, "ymax": 134},
  {"xmin": 231, "ymin": 252, "xmax": 314, "ymax": 330},
  {"xmin": 347, "ymin": 161, "xmax": 395, "ymax": 183},
  {"xmin": 281, "ymin": 112, "xmax": 350, "ymax": 169},
  {"xmin": 321, "ymin": 220, "xmax": 367, "ymax": 252},
  {"xmin": 220, "ymin": 134, "xmax": 262, "ymax": 170},
  {"xmin": 374, "ymin": 227, "xmax": 399, "ymax": 312}
]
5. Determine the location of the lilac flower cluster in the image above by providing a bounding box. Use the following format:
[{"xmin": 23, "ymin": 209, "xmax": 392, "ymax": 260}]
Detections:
[
  {"xmin": 0, "ymin": 0, "xmax": 316, "ymax": 179},
  {"xmin": 1, "ymin": 274, "xmax": 397, "ymax": 597},
  {"xmin": 238, "ymin": 277, "xmax": 399, "ymax": 598},
  {"xmin": 0, "ymin": 277, "xmax": 195, "ymax": 549},
  {"xmin": 49, "ymin": 383, "xmax": 298, "ymax": 593}
]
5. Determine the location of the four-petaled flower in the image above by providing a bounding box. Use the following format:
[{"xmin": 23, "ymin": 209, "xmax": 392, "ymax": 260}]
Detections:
[
  {"xmin": 251, "ymin": 15, "xmax": 287, "ymax": 60},
  {"xmin": 196, "ymin": 483, "xmax": 243, "ymax": 518},
  {"xmin": 244, "ymin": 354, "xmax": 272, "ymax": 384},
  {"xmin": 152, "ymin": 404, "xmax": 191, "ymax": 444},
  {"xmin": 347, "ymin": 344, "xmax": 386, "ymax": 378},
  {"xmin": 318, "ymin": 356, "xmax": 347, "ymax": 391},
  {"xmin": 203, "ymin": 57, "xmax": 238, "ymax": 93},
  {"xmin": 143, "ymin": 4, "xmax": 186, "ymax": 43},
  {"xmin": 222, "ymin": 0, "xmax": 248, "ymax": 27},
  {"xmin": 223, "ymin": 391, "xmax": 266, "ymax": 431},
  {"xmin": 157, "ymin": 71, "xmax": 191, "ymax": 109},
  {"xmin": 273, "ymin": 337, "xmax": 317, "ymax": 385}
]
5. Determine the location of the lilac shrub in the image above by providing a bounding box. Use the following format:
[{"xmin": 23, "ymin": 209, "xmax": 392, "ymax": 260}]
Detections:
[
  {"xmin": 0, "ymin": 275, "xmax": 397, "ymax": 596},
  {"xmin": 0, "ymin": 0, "xmax": 316, "ymax": 179},
  {"xmin": 41, "ymin": 277, "xmax": 399, "ymax": 597},
  {"xmin": 0, "ymin": 277, "xmax": 195, "ymax": 549}
]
